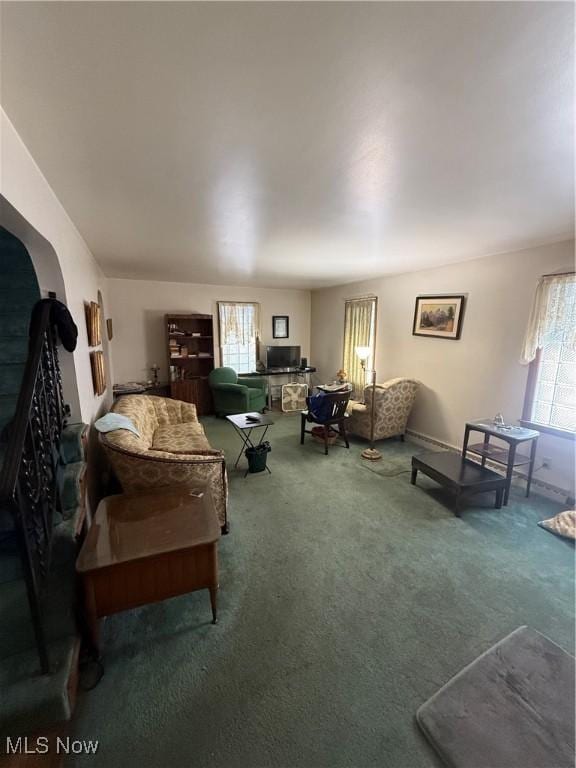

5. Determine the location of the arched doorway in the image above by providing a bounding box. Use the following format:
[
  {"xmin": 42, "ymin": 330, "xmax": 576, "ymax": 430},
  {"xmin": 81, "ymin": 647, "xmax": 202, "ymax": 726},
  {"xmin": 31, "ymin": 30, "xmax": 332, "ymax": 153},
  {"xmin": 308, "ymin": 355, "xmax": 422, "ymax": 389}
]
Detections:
[
  {"xmin": 0, "ymin": 195, "xmax": 81, "ymax": 420},
  {"xmin": 0, "ymin": 226, "xmax": 41, "ymax": 441}
]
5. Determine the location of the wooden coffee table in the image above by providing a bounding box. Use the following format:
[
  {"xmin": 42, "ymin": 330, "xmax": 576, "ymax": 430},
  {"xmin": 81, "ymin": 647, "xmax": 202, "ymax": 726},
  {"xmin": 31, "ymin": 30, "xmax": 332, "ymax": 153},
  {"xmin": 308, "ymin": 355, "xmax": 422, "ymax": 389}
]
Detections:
[
  {"xmin": 411, "ymin": 451, "xmax": 507, "ymax": 516},
  {"xmin": 76, "ymin": 486, "xmax": 220, "ymax": 652}
]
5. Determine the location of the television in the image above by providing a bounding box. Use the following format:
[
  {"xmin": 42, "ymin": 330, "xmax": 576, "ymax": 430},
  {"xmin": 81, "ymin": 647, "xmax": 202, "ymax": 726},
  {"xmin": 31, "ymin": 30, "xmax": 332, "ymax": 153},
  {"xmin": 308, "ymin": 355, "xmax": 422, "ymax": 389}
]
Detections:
[{"xmin": 266, "ymin": 345, "xmax": 301, "ymax": 370}]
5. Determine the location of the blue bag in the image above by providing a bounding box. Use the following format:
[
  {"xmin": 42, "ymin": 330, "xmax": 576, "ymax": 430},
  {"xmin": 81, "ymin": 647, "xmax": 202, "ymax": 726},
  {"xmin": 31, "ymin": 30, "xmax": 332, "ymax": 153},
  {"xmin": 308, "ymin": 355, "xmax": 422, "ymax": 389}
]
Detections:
[{"xmin": 308, "ymin": 391, "xmax": 334, "ymax": 421}]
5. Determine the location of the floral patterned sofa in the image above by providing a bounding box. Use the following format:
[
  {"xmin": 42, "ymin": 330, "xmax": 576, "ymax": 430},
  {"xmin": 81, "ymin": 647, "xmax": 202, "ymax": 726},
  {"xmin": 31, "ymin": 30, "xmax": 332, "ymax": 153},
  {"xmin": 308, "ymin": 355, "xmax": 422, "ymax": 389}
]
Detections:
[
  {"xmin": 100, "ymin": 395, "xmax": 228, "ymax": 531},
  {"xmin": 347, "ymin": 378, "xmax": 420, "ymax": 441}
]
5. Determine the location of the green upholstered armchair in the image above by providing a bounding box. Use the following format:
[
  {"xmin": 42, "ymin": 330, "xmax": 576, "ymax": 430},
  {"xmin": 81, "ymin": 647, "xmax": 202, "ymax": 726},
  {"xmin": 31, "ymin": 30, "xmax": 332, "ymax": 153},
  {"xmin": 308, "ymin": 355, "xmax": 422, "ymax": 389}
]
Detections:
[{"xmin": 208, "ymin": 367, "xmax": 267, "ymax": 416}]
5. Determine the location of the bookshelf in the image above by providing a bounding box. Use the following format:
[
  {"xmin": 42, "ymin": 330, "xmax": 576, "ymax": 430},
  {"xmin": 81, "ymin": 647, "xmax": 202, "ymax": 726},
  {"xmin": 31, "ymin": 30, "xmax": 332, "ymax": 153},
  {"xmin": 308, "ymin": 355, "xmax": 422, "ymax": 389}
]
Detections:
[{"xmin": 166, "ymin": 313, "xmax": 214, "ymax": 415}]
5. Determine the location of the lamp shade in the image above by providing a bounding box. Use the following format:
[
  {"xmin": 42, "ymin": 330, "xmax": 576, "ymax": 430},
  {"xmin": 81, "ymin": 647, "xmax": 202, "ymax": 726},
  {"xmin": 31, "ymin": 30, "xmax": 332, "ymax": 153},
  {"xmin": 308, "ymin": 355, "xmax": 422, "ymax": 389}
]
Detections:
[{"xmin": 355, "ymin": 346, "xmax": 371, "ymax": 361}]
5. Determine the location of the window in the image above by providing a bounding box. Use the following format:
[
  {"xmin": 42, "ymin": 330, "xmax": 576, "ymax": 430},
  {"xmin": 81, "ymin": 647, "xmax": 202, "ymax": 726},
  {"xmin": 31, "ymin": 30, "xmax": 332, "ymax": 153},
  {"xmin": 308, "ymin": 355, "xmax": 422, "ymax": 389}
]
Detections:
[
  {"xmin": 343, "ymin": 297, "xmax": 377, "ymax": 396},
  {"xmin": 521, "ymin": 274, "xmax": 576, "ymax": 437},
  {"xmin": 217, "ymin": 302, "xmax": 260, "ymax": 374}
]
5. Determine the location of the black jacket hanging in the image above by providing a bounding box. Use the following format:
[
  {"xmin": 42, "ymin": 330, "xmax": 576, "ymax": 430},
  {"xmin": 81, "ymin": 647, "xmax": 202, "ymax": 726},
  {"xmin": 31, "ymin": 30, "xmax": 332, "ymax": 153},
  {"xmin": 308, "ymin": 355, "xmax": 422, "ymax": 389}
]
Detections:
[{"xmin": 29, "ymin": 298, "xmax": 78, "ymax": 352}]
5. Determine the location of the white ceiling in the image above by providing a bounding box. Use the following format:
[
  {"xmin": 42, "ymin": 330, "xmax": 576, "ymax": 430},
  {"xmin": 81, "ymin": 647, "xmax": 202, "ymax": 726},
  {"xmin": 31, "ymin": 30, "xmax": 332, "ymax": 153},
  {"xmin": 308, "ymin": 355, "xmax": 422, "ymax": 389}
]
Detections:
[{"xmin": 2, "ymin": 2, "xmax": 574, "ymax": 289}]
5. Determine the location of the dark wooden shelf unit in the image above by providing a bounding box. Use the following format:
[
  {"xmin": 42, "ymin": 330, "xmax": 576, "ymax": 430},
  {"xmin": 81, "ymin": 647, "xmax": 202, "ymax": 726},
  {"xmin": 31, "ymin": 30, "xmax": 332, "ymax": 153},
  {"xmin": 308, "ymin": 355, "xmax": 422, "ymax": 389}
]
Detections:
[
  {"xmin": 170, "ymin": 354, "xmax": 214, "ymax": 363},
  {"xmin": 169, "ymin": 334, "xmax": 213, "ymax": 339},
  {"xmin": 466, "ymin": 443, "xmax": 531, "ymax": 466},
  {"xmin": 166, "ymin": 313, "xmax": 214, "ymax": 415}
]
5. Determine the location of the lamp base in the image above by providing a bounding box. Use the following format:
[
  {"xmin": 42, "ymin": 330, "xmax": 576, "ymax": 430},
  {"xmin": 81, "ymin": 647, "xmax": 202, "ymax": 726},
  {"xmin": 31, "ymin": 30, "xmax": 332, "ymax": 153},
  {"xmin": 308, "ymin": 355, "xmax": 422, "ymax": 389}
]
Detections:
[{"xmin": 361, "ymin": 447, "xmax": 382, "ymax": 461}]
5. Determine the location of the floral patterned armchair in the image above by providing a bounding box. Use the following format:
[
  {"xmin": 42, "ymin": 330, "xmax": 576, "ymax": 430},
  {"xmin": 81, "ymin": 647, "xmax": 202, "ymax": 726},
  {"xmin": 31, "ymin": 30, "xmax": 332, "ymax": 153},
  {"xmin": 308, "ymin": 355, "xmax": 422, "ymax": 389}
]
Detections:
[{"xmin": 347, "ymin": 378, "xmax": 420, "ymax": 441}]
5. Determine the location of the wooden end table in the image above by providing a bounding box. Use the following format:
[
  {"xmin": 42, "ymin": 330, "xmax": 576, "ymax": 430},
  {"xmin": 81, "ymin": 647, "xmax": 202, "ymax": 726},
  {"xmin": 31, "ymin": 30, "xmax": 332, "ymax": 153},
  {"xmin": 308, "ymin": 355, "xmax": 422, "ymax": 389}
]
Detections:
[
  {"xmin": 462, "ymin": 420, "xmax": 540, "ymax": 506},
  {"xmin": 411, "ymin": 452, "xmax": 507, "ymax": 516},
  {"xmin": 76, "ymin": 486, "xmax": 220, "ymax": 653}
]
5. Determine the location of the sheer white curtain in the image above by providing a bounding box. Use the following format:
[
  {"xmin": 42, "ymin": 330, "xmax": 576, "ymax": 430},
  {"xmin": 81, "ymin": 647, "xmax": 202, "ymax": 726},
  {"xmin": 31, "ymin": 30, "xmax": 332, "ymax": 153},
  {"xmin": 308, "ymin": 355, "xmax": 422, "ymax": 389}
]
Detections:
[
  {"xmin": 218, "ymin": 302, "xmax": 260, "ymax": 373},
  {"xmin": 219, "ymin": 302, "xmax": 259, "ymax": 346},
  {"xmin": 343, "ymin": 298, "xmax": 377, "ymax": 395},
  {"xmin": 520, "ymin": 274, "xmax": 576, "ymax": 364}
]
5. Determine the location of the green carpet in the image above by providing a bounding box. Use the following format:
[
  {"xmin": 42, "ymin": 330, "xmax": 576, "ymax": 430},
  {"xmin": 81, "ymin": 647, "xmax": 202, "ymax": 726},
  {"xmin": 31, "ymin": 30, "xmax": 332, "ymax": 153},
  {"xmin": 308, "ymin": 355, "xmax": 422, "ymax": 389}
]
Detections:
[{"xmin": 69, "ymin": 414, "xmax": 575, "ymax": 768}]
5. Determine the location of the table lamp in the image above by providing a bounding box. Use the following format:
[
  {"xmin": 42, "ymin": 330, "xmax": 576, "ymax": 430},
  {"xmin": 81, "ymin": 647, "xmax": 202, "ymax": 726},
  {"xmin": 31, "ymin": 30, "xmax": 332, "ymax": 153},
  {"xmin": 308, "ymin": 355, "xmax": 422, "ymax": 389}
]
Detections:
[{"xmin": 355, "ymin": 346, "xmax": 382, "ymax": 461}]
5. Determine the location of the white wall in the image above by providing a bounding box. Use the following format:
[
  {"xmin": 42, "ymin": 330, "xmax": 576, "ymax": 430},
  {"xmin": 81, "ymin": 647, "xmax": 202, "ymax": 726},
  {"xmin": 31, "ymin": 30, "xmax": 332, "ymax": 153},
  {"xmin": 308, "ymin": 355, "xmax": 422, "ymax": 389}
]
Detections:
[
  {"xmin": 311, "ymin": 240, "xmax": 575, "ymax": 496},
  {"xmin": 2, "ymin": 103, "xmax": 571, "ymax": 496},
  {"xmin": 0, "ymin": 108, "xmax": 111, "ymax": 422},
  {"xmin": 107, "ymin": 278, "xmax": 311, "ymax": 383}
]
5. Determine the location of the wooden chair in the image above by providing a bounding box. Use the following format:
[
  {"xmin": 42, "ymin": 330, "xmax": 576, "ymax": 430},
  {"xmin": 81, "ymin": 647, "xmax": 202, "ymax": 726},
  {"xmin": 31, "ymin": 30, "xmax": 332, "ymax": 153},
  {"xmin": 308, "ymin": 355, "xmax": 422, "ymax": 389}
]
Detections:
[{"xmin": 300, "ymin": 390, "xmax": 351, "ymax": 455}]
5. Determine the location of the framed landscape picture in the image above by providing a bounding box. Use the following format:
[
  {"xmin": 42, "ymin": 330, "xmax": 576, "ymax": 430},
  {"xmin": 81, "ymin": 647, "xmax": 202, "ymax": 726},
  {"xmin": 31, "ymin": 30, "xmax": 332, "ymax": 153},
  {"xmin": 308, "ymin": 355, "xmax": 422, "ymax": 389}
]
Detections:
[{"xmin": 412, "ymin": 295, "xmax": 465, "ymax": 340}]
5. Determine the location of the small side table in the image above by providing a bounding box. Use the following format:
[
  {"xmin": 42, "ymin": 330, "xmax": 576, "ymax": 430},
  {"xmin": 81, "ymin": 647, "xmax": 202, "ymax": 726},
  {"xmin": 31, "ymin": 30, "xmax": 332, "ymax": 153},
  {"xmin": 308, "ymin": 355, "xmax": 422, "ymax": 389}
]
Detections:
[
  {"xmin": 76, "ymin": 486, "xmax": 220, "ymax": 653},
  {"xmin": 462, "ymin": 420, "xmax": 540, "ymax": 506},
  {"xmin": 226, "ymin": 412, "xmax": 274, "ymax": 476},
  {"xmin": 411, "ymin": 452, "xmax": 506, "ymax": 516}
]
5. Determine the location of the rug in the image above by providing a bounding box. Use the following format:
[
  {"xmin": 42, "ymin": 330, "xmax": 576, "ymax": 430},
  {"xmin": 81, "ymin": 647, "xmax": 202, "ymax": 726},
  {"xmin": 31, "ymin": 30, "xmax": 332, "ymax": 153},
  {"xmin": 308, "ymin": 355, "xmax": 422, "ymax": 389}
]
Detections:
[
  {"xmin": 416, "ymin": 625, "xmax": 575, "ymax": 768},
  {"xmin": 64, "ymin": 415, "xmax": 575, "ymax": 768}
]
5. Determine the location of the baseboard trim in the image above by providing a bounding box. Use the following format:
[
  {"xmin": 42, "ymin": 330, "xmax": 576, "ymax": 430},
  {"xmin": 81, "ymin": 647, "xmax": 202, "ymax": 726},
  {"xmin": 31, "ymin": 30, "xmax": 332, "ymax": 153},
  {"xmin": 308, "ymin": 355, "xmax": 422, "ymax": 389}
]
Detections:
[{"xmin": 405, "ymin": 428, "xmax": 573, "ymax": 504}]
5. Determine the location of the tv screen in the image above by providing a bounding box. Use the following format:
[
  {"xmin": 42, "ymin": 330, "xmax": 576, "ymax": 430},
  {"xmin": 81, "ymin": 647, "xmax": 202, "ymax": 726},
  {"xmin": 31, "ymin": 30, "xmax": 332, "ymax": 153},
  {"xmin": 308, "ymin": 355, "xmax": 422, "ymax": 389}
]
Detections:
[{"xmin": 266, "ymin": 345, "xmax": 301, "ymax": 369}]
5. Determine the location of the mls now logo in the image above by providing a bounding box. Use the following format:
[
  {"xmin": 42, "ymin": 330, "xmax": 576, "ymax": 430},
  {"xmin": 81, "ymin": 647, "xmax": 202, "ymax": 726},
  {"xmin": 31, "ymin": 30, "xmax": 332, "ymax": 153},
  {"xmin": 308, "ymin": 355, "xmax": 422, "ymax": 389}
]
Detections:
[{"xmin": 6, "ymin": 736, "xmax": 99, "ymax": 755}]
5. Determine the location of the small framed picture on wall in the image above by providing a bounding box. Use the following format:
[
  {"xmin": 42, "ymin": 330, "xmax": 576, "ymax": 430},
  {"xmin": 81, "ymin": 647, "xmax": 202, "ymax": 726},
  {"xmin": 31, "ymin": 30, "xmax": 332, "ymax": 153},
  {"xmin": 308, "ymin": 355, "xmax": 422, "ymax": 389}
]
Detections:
[
  {"xmin": 273, "ymin": 315, "xmax": 289, "ymax": 339},
  {"xmin": 412, "ymin": 295, "xmax": 466, "ymax": 339}
]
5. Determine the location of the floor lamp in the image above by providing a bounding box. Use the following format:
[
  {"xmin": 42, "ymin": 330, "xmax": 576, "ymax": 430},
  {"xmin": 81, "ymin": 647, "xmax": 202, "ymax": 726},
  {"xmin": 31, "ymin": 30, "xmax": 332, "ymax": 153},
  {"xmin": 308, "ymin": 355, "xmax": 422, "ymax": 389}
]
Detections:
[{"xmin": 355, "ymin": 346, "xmax": 382, "ymax": 462}]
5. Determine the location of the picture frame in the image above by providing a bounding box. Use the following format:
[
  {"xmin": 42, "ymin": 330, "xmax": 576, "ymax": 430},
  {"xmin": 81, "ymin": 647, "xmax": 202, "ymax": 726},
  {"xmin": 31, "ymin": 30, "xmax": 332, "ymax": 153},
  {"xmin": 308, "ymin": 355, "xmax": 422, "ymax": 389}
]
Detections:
[
  {"xmin": 85, "ymin": 301, "xmax": 101, "ymax": 346},
  {"xmin": 90, "ymin": 350, "xmax": 106, "ymax": 395},
  {"xmin": 272, "ymin": 315, "xmax": 289, "ymax": 339},
  {"xmin": 412, "ymin": 295, "xmax": 466, "ymax": 340}
]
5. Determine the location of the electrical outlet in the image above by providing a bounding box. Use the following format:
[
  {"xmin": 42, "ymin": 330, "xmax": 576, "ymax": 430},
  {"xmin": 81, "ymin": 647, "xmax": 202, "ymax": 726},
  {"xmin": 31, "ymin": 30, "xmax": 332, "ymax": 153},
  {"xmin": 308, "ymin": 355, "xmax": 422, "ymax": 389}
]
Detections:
[{"xmin": 542, "ymin": 457, "xmax": 552, "ymax": 469}]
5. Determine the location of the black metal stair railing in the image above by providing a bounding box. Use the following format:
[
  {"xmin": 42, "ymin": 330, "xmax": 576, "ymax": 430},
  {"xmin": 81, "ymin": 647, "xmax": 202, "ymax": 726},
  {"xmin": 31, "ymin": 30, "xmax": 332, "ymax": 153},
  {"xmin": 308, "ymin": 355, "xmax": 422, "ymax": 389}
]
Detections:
[{"xmin": 0, "ymin": 299, "xmax": 67, "ymax": 674}]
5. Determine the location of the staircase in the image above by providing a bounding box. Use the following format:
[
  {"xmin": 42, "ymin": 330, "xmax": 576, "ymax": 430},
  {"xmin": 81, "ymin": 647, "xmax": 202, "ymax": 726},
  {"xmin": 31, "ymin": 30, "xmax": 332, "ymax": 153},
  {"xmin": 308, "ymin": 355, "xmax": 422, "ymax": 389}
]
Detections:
[
  {"xmin": 0, "ymin": 228, "xmax": 88, "ymax": 735},
  {"xmin": 0, "ymin": 419, "xmax": 88, "ymax": 734}
]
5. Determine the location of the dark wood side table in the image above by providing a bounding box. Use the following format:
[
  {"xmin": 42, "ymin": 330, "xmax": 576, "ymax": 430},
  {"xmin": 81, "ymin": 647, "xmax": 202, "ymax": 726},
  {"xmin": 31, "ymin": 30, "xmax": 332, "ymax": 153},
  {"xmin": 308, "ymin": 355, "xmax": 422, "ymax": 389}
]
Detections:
[
  {"xmin": 76, "ymin": 486, "xmax": 220, "ymax": 653},
  {"xmin": 462, "ymin": 420, "xmax": 540, "ymax": 506},
  {"xmin": 411, "ymin": 452, "xmax": 507, "ymax": 516}
]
